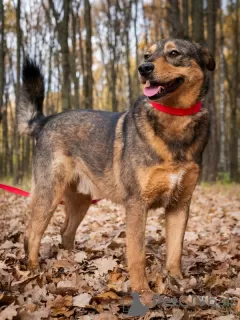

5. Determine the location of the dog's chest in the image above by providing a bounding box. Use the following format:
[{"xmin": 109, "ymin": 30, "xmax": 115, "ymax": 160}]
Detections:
[
  {"xmin": 168, "ymin": 170, "xmax": 185, "ymax": 190},
  {"xmin": 140, "ymin": 163, "xmax": 194, "ymax": 208},
  {"xmin": 164, "ymin": 168, "xmax": 186, "ymax": 206}
]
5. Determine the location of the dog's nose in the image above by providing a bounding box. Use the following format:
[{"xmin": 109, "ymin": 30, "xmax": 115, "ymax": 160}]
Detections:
[{"xmin": 138, "ymin": 63, "xmax": 154, "ymax": 76}]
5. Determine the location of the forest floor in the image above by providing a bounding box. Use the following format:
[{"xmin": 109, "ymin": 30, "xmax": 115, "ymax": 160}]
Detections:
[{"xmin": 0, "ymin": 184, "xmax": 239, "ymax": 320}]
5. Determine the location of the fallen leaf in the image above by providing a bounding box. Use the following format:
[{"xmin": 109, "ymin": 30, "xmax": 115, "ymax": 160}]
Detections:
[
  {"xmin": 224, "ymin": 288, "xmax": 240, "ymax": 298},
  {"xmin": 74, "ymin": 251, "xmax": 87, "ymax": 263},
  {"xmin": 73, "ymin": 293, "xmax": 92, "ymax": 308},
  {"xmin": 0, "ymin": 262, "xmax": 8, "ymax": 269},
  {"xmin": 96, "ymin": 313, "xmax": 118, "ymax": 320},
  {"xmin": 1, "ymin": 185, "xmax": 240, "ymax": 319},
  {"xmin": 52, "ymin": 259, "xmax": 74, "ymax": 269},
  {"xmin": 50, "ymin": 295, "xmax": 73, "ymax": 317},
  {"xmin": 0, "ymin": 304, "xmax": 18, "ymax": 320},
  {"xmin": 94, "ymin": 291, "xmax": 120, "ymax": 301},
  {"xmin": 214, "ymin": 316, "xmax": 235, "ymax": 320},
  {"xmin": 93, "ymin": 257, "xmax": 117, "ymax": 276},
  {"xmin": 31, "ymin": 308, "xmax": 50, "ymax": 319},
  {"xmin": 169, "ymin": 309, "xmax": 186, "ymax": 320},
  {"xmin": 0, "ymin": 241, "xmax": 21, "ymax": 250}
]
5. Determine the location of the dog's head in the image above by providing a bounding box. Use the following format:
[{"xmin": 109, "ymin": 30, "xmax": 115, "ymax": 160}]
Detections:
[{"xmin": 138, "ymin": 39, "xmax": 215, "ymax": 108}]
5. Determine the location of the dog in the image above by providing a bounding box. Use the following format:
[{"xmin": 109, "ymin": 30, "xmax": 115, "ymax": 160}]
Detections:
[{"xmin": 17, "ymin": 38, "xmax": 215, "ymax": 294}]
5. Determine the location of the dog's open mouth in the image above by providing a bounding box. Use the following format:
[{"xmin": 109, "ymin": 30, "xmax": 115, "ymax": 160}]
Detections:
[{"xmin": 144, "ymin": 78, "xmax": 184, "ymax": 100}]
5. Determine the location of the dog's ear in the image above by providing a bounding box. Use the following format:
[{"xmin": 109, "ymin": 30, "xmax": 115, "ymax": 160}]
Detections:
[
  {"xmin": 195, "ymin": 43, "xmax": 216, "ymax": 71},
  {"xmin": 200, "ymin": 47, "xmax": 215, "ymax": 71}
]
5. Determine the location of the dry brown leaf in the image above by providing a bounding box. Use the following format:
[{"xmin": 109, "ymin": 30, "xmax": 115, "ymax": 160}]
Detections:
[
  {"xmin": 224, "ymin": 288, "xmax": 240, "ymax": 298},
  {"xmin": 30, "ymin": 308, "xmax": 50, "ymax": 319},
  {"xmin": 74, "ymin": 251, "xmax": 87, "ymax": 263},
  {"xmin": 96, "ymin": 313, "xmax": 118, "ymax": 320},
  {"xmin": 0, "ymin": 240, "xmax": 21, "ymax": 250},
  {"xmin": 169, "ymin": 309, "xmax": 188, "ymax": 320},
  {"xmin": 214, "ymin": 316, "xmax": 236, "ymax": 320},
  {"xmin": 52, "ymin": 259, "xmax": 74, "ymax": 269},
  {"xmin": 95, "ymin": 291, "xmax": 120, "ymax": 301},
  {"xmin": 0, "ymin": 304, "xmax": 18, "ymax": 320},
  {"xmin": 0, "ymin": 293, "xmax": 15, "ymax": 305},
  {"xmin": 0, "ymin": 186, "xmax": 240, "ymax": 319},
  {"xmin": 50, "ymin": 295, "xmax": 73, "ymax": 317},
  {"xmin": 15, "ymin": 265, "xmax": 30, "ymax": 277},
  {"xmin": 93, "ymin": 257, "xmax": 117, "ymax": 276},
  {"xmin": 72, "ymin": 293, "xmax": 92, "ymax": 308},
  {"xmin": 0, "ymin": 262, "xmax": 8, "ymax": 269},
  {"xmin": 25, "ymin": 304, "xmax": 36, "ymax": 313}
]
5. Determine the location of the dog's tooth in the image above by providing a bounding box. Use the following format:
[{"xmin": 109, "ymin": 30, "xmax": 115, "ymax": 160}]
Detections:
[{"xmin": 159, "ymin": 86, "xmax": 164, "ymax": 93}]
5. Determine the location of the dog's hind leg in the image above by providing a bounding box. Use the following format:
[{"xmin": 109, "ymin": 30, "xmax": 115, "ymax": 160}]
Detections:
[
  {"xmin": 26, "ymin": 180, "xmax": 66, "ymax": 271},
  {"xmin": 25, "ymin": 153, "xmax": 72, "ymax": 271},
  {"xmin": 61, "ymin": 187, "xmax": 91, "ymax": 250}
]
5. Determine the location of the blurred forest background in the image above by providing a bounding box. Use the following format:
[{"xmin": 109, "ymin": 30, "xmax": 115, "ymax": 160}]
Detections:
[{"xmin": 0, "ymin": 0, "xmax": 239, "ymax": 185}]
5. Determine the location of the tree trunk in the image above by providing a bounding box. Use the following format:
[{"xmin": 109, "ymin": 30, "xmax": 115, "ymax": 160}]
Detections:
[
  {"xmin": 84, "ymin": 0, "xmax": 93, "ymax": 109},
  {"xmin": 219, "ymin": 0, "xmax": 226, "ymax": 172},
  {"xmin": 0, "ymin": 0, "xmax": 4, "ymax": 120},
  {"xmin": 182, "ymin": 0, "xmax": 189, "ymax": 38},
  {"xmin": 230, "ymin": 0, "xmax": 239, "ymax": 181},
  {"xmin": 14, "ymin": 0, "xmax": 21, "ymax": 184},
  {"xmin": 105, "ymin": 0, "xmax": 118, "ymax": 111},
  {"xmin": 0, "ymin": 0, "xmax": 5, "ymax": 176},
  {"xmin": 46, "ymin": 35, "xmax": 54, "ymax": 113},
  {"xmin": 166, "ymin": 0, "xmax": 183, "ymax": 38},
  {"xmin": 3, "ymin": 90, "xmax": 9, "ymax": 176},
  {"xmin": 134, "ymin": 0, "xmax": 140, "ymax": 98},
  {"xmin": 201, "ymin": 0, "xmax": 218, "ymax": 182},
  {"xmin": 71, "ymin": 6, "xmax": 80, "ymax": 109},
  {"xmin": 49, "ymin": 0, "xmax": 71, "ymax": 111},
  {"xmin": 60, "ymin": 0, "xmax": 71, "ymax": 111},
  {"xmin": 191, "ymin": 0, "xmax": 204, "ymax": 43},
  {"xmin": 78, "ymin": 14, "xmax": 85, "ymax": 108},
  {"xmin": 123, "ymin": 0, "xmax": 133, "ymax": 108}
]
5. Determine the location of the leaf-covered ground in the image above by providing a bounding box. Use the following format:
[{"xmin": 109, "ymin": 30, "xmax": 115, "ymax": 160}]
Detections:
[{"xmin": 0, "ymin": 184, "xmax": 239, "ymax": 320}]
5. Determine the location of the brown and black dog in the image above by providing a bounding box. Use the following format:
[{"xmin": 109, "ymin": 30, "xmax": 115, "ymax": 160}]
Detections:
[{"xmin": 17, "ymin": 38, "xmax": 215, "ymax": 294}]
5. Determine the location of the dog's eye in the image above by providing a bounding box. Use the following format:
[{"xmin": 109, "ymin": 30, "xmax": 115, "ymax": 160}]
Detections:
[
  {"xmin": 144, "ymin": 54, "xmax": 150, "ymax": 60},
  {"xmin": 169, "ymin": 50, "xmax": 180, "ymax": 57}
]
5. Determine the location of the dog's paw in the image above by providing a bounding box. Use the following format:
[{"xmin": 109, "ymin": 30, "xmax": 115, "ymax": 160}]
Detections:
[
  {"xmin": 28, "ymin": 262, "xmax": 40, "ymax": 275},
  {"xmin": 166, "ymin": 266, "xmax": 183, "ymax": 280},
  {"xmin": 165, "ymin": 273, "xmax": 187, "ymax": 295},
  {"xmin": 139, "ymin": 289, "xmax": 156, "ymax": 308}
]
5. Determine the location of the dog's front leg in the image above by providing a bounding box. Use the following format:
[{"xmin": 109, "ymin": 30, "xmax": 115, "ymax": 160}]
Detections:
[
  {"xmin": 165, "ymin": 165, "xmax": 199, "ymax": 278},
  {"xmin": 165, "ymin": 202, "xmax": 190, "ymax": 279},
  {"xmin": 126, "ymin": 203, "xmax": 150, "ymax": 292}
]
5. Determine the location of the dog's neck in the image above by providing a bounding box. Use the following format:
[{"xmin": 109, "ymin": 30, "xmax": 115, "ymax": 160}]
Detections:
[
  {"xmin": 149, "ymin": 101, "xmax": 202, "ymax": 116},
  {"xmin": 143, "ymin": 98, "xmax": 208, "ymax": 146}
]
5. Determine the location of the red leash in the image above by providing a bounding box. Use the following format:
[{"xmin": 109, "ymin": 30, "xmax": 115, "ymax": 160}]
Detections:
[
  {"xmin": 0, "ymin": 184, "xmax": 30, "ymax": 197},
  {"xmin": 0, "ymin": 183, "xmax": 101, "ymax": 205}
]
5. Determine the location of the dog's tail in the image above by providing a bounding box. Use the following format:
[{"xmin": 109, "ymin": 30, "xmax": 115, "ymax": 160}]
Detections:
[{"xmin": 17, "ymin": 57, "xmax": 46, "ymax": 136}]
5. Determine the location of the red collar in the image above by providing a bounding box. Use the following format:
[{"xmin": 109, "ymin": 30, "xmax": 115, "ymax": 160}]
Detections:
[{"xmin": 149, "ymin": 101, "xmax": 202, "ymax": 116}]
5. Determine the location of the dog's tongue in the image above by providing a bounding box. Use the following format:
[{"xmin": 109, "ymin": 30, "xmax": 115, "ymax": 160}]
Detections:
[{"xmin": 144, "ymin": 81, "xmax": 163, "ymax": 97}]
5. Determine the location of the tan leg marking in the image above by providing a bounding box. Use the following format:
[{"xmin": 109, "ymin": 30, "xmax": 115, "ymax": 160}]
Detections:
[
  {"xmin": 27, "ymin": 185, "xmax": 65, "ymax": 270},
  {"xmin": 61, "ymin": 189, "xmax": 91, "ymax": 250},
  {"xmin": 165, "ymin": 164, "xmax": 200, "ymax": 278},
  {"xmin": 126, "ymin": 203, "xmax": 150, "ymax": 292},
  {"xmin": 165, "ymin": 204, "xmax": 189, "ymax": 278},
  {"xmin": 26, "ymin": 151, "xmax": 72, "ymax": 270}
]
